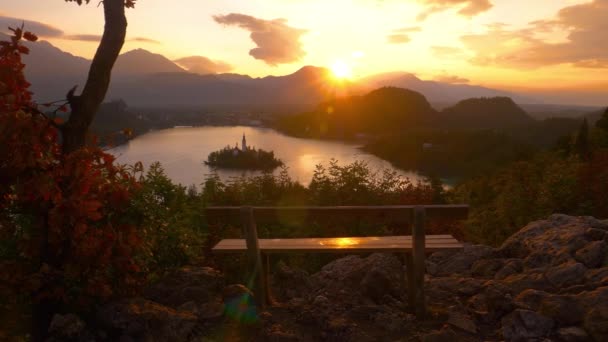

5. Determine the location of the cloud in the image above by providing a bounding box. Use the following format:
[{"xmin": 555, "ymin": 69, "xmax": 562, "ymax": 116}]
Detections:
[
  {"xmin": 213, "ymin": 13, "xmax": 306, "ymax": 66},
  {"xmin": 417, "ymin": 0, "xmax": 493, "ymax": 20},
  {"xmin": 394, "ymin": 26, "xmax": 422, "ymax": 33},
  {"xmin": 431, "ymin": 45, "xmax": 465, "ymax": 58},
  {"xmin": 387, "ymin": 26, "xmax": 420, "ymax": 44},
  {"xmin": 131, "ymin": 37, "xmax": 161, "ymax": 44},
  {"xmin": 434, "ymin": 74, "xmax": 469, "ymax": 83},
  {"xmin": 174, "ymin": 56, "xmax": 233, "ymax": 74},
  {"xmin": 0, "ymin": 15, "xmax": 63, "ymax": 37},
  {"xmin": 1, "ymin": 15, "xmax": 161, "ymax": 45},
  {"xmin": 461, "ymin": 0, "xmax": 608, "ymax": 69},
  {"xmin": 64, "ymin": 34, "xmax": 101, "ymax": 42},
  {"xmin": 387, "ymin": 34, "xmax": 411, "ymax": 44}
]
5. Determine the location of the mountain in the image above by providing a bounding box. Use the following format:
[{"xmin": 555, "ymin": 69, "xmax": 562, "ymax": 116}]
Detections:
[
  {"xmin": 112, "ymin": 49, "xmax": 186, "ymax": 78},
  {"xmin": 439, "ymin": 97, "xmax": 535, "ymax": 129},
  {"xmin": 13, "ymin": 38, "xmax": 539, "ymax": 108},
  {"xmin": 362, "ymin": 72, "xmax": 537, "ymax": 105},
  {"xmin": 276, "ymin": 87, "xmax": 438, "ymax": 138},
  {"xmin": 18, "ymin": 38, "xmax": 90, "ymax": 102}
]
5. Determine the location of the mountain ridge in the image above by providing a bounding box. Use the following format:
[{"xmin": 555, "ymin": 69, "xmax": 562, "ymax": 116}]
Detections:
[{"xmin": 11, "ymin": 38, "xmax": 545, "ymax": 107}]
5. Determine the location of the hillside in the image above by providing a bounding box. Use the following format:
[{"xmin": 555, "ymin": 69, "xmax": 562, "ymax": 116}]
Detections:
[
  {"xmin": 363, "ymin": 72, "xmax": 537, "ymax": 104},
  {"xmin": 439, "ymin": 97, "xmax": 535, "ymax": 129},
  {"xmin": 277, "ymin": 87, "xmax": 437, "ymax": 138}
]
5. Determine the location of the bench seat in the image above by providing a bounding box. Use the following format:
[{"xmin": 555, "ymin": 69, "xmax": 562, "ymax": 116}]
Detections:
[{"xmin": 212, "ymin": 234, "xmax": 462, "ymax": 254}]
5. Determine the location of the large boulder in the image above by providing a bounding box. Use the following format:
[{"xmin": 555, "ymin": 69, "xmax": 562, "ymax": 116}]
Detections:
[
  {"xmin": 575, "ymin": 241, "xmax": 607, "ymax": 268},
  {"xmin": 272, "ymin": 261, "xmax": 313, "ymax": 301},
  {"xmin": 501, "ymin": 309, "xmax": 554, "ymax": 341},
  {"xmin": 310, "ymin": 253, "xmax": 403, "ymax": 303},
  {"xmin": 97, "ymin": 298, "xmax": 198, "ymax": 341},
  {"xmin": 426, "ymin": 244, "xmax": 494, "ymax": 277},
  {"xmin": 144, "ymin": 266, "xmax": 225, "ymax": 308}
]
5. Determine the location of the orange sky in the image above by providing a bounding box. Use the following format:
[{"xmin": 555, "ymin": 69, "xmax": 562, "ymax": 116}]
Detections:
[{"xmin": 1, "ymin": 0, "xmax": 607, "ymax": 93}]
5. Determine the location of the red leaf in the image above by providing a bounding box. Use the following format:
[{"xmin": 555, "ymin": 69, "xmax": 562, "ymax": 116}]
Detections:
[{"xmin": 23, "ymin": 32, "xmax": 38, "ymax": 42}]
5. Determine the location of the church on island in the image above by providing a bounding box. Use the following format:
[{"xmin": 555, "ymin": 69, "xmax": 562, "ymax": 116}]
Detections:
[
  {"xmin": 232, "ymin": 133, "xmax": 249, "ymax": 155},
  {"xmin": 205, "ymin": 133, "xmax": 283, "ymax": 170}
]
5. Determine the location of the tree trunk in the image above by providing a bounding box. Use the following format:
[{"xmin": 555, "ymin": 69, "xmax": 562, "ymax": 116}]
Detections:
[{"xmin": 61, "ymin": 0, "xmax": 127, "ymax": 154}]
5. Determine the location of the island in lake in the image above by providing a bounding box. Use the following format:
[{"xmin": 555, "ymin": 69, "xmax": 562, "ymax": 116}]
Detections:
[{"xmin": 205, "ymin": 133, "xmax": 283, "ymax": 170}]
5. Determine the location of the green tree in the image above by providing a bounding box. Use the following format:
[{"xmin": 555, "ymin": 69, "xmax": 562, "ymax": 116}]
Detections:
[
  {"xmin": 597, "ymin": 107, "xmax": 608, "ymax": 132},
  {"xmin": 574, "ymin": 118, "xmax": 590, "ymax": 160}
]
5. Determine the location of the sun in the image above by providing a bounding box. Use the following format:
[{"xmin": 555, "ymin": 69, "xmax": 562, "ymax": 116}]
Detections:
[{"xmin": 331, "ymin": 60, "xmax": 352, "ymax": 80}]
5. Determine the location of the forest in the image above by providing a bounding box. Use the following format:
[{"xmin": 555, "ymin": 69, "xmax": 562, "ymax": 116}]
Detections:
[{"xmin": 2, "ymin": 1, "xmax": 608, "ymax": 340}]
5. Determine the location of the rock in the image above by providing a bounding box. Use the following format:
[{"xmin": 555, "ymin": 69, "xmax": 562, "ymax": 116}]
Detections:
[
  {"xmin": 222, "ymin": 284, "xmax": 254, "ymax": 302},
  {"xmin": 373, "ymin": 310, "xmax": 410, "ymax": 334},
  {"xmin": 499, "ymin": 215, "xmax": 589, "ymax": 260},
  {"xmin": 585, "ymin": 228, "xmax": 607, "ymax": 241},
  {"xmin": 421, "ymin": 327, "xmax": 457, "ymax": 342},
  {"xmin": 272, "ymin": 262, "xmax": 312, "ymax": 301},
  {"xmin": 484, "ymin": 282, "xmax": 515, "ymax": 314},
  {"xmin": 583, "ymin": 300, "xmax": 608, "ymax": 341},
  {"xmin": 556, "ymin": 326, "xmax": 590, "ymax": 342},
  {"xmin": 501, "ymin": 309, "xmax": 554, "ymax": 341},
  {"xmin": 502, "ymin": 271, "xmax": 552, "ymax": 295},
  {"xmin": 360, "ymin": 263, "xmax": 396, "ymax": 302},
  {"xmin": 310, "ymin": 253, "xmax": 403, "ymax": 303},
  {"xmin": 471, "ymin": 258, "xmax": 505, "ymax": 277},
  {"xmin": 524, "ymin": 252, "xmax": 556, "ymax": 269},
  {"xmin": 427, "ymin": 244, "xmax": 494, "ymax": 277},
  {"xmin": 313, "ymin": 295, "xmax": 329, "ymax": 306},
  {"xmin": 177, "ymin": 301, "xmax": 199, "ymax": 314},
  {"xmin": 198, "ymin": 300, "xmax": 225, "ymax": 320},
  {"xmin": 546, "ymin": 262, "xmax": 587, "ymax": 288},
  {"xmin": 265, "ymin": 323, "xmax": 300, "ymax": 341},
  {"xmin": 222, "ymin": 284, "xmax": 259, "ymax": 324},
  {"xmin": 447, "ymin": 310, "xmax": 477, "ymax": 334},
  {"xmin": 429, "ymin": 277, "xmax": 485, "ymax": 297},
  {"xmin": 97, "ymin": 298, "xmax": 198, "ymax": 341},
  {"xmin": 575, "ymin": 241, "xmax": 607, "ymax": 268},
  {"xmin": 585, "ymin": 267, "xmax": 608, "ymax": 284},
  {"xmin": 145, "ymin": 266, "xmax": 224, "ymax": 308},
  {"xmin": 47, "ymin": 313, "xmax": 86, "ymax": 339},
  {"xmin": 513, "ymin": 289, "xmax": 550, "ymax": 311},
  {"xmin": 324, "ymin": 316, "xmax": 354, "ymax": 340},
  {"xmin": 495, "ymin": 259, "xmax": 524, "ymax": 280},
  {"xmin": 538, "ymin": 295, "xmax": 583, "ymax": 325}
]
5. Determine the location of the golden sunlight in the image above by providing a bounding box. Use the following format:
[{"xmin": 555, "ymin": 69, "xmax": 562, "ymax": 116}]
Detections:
[{"xmin": 331, "ymin": 60, "xmax": 352, "ymax": 79}]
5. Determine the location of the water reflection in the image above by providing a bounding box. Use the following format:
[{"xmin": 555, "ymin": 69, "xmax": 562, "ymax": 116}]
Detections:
[{"xmin": 110, "ymin": 126, "xmax": 424, "ymax": 187}]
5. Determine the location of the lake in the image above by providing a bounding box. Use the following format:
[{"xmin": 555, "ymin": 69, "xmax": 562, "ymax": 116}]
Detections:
[{"xmin": 110, "ymin": 126, "xmax": 425, "ymax": 187}]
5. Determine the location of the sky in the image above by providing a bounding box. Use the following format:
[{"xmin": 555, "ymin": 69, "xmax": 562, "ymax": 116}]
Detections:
[{"xmin": 1, "ymin": 0, "xmax": 607, "ymax": 93}]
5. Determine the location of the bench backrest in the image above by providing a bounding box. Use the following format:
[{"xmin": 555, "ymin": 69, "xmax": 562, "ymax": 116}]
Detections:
[{"xmin": 205, "ymin": 205, "xmax": 469, "ymax": 225}]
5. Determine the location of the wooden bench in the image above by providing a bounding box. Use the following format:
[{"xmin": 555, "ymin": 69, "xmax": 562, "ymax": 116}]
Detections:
[{"xmin": 207, "ymin": 205, "xmax": 468, "ymax": 318}]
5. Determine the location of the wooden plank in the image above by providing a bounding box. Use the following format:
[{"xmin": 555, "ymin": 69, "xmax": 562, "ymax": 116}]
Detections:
[
  {"xmin": 206, "ymin": 205, "xmax": 469, "ymax": 224},
  {"xmin": 412, "ymin": 206, "xmax": 426, "ymax": 319},
  {"xmin": 212, "ymin": 235, "xmax": 462, "ymax": 254},
  {"xmin": 212, "ymin": 235, "xmax": 461, "ymax": 247},
  {"xmin": 214, "ymin": 236, "xmax": 459, "ymax": 247},
  {"xmin": 241, "ymin": 207, "xmax": 267, "ymax": 308}
]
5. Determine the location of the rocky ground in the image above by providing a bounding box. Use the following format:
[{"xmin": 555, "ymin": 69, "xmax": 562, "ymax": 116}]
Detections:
[{"xmin": 48, "ymin": 214, "xmax": 608, "ymax": 341}]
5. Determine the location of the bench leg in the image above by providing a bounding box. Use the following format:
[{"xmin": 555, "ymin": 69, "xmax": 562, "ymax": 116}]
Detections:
[
  {"xmin": 263, "ymin": 253, "xmax": 275, "ymax": 306},
  {"xmin": 412, "ymin": 207, "xmax": 427, "ymax": 319},
  {"xmin": 405, "ymin": 254, "xmax": 416, "ymax": 310},
  {"xmin": 241, "ymin": 207, "xmax": 267, "ymax": 309}
]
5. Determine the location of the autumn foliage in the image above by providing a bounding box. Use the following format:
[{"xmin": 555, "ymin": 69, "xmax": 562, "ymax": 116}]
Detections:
[{"xmin": 0, "ymin": 27, "xmax": 144, "ymax": 312}]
